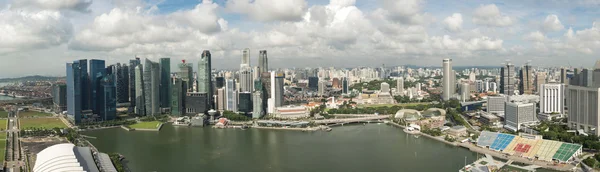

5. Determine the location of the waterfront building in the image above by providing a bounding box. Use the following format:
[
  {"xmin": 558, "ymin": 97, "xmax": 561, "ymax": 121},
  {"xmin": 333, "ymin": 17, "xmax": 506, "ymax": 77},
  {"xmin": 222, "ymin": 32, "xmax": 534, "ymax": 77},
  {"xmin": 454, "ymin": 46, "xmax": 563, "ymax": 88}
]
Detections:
[
  {"xmin": 308, "ymin": 77, "xmax": 318, "ymax": 91},
  {"xmin": 134, "ymin": 64, "xmax": 145, "ymax": 115},
  {"xmin": 66, "ymin": 61, "xmax": 83, "ymax": 124},
  {"xmin": 159, "ymin": 58, "xmax": 171, "ymax": 109},
  {"xmin": 253, "ymin": 91, "xmax": 263, "ymax": 118},
  {"xmin": 89, "ymin": 59, "xmax": 106, "ymax": 113},
  {"xmin": 567, "ymin": 62, "xmax": 600, "ymax": 135},
  {"xmin": 225, "ymin": 79, "xmax": 238, "ymax": 112},
  {"xmin": 442, "ymin": 58, "xmax": 452, "ymax": 101},
  {"xmin": 185, "ymin": 92, "xmax": 208, "ymax": 115},
  {"xmin": 238, "ymin": 92, "xmax": 252, "ymax": 113},
  {"xmin": 52, "ymin": 84, "xmax": 67, "ymax": 114},
  {"xmin": 198, "ymin": 50, "xmax": 213, "ymax": 109},
  {"xmin": 504, "ymin": 101, "xmax": 537, "ymax": 131},
  {"xmin": 98, "ymin": 75, "xmax": 116, "ymax": 121},
  {"xmin": 217, "ymin": 88, "xmax": 225, "ymax": 111},
  {"xmin": 518, "ymin": 64, "xmax": 534, "ymax": 95},
  {"xmin": 144, "ymin": 59, "xmax": 160, "ymax": 116},
  {"xmin": 274, "ymin": 72, "xmax": 284, "ymax": 107},
  {"xmin": 539, "ymin": 83, "xmax": 564, "ymax": 114},
  {"xmin": 115, "ymin": 64, "xmax": 129, "ymax": 104},
  {"xmin": 259, "ymin": 50, "xmax": 268, "ymax": 74},
  {"xmin": 274, "ymin": 106, "xmax": 309, "ymax": 119},
  {"xmin": 500, "ymin": 63, "xmax": 515, "ymax": 95},
  {"xmin": 171, "ymin": 77, "xmax": 187, "ymax": 116},
  {"xmin": 178, "ymin": 61, "xmax": 194, "ymax": 91},
  {"xmin": 487, "ymin": 95, "xmax": 506, "ymax": 116},
  {"xmin": 34, "ymin": 143, "xmax": 110, "ymax": 172},
  {"xmin": 129, "ymin": 58, "xmax": 141, "ymax": 108}
]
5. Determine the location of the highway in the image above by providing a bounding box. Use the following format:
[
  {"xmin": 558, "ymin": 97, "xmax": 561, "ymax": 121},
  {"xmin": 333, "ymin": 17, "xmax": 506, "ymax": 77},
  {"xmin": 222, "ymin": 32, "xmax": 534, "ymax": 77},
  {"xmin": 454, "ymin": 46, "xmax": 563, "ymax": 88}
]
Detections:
[{"xmin": 4, "ymin": 109, "xmax": 25, "ymax": 171}]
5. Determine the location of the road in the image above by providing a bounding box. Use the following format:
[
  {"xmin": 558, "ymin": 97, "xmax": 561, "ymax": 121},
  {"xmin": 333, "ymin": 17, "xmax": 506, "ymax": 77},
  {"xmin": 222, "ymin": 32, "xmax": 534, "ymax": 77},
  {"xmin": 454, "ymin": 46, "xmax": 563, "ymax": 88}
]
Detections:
[{"xmin": 4, "ymin": 109, "xmax": 25, "ymax": 171}]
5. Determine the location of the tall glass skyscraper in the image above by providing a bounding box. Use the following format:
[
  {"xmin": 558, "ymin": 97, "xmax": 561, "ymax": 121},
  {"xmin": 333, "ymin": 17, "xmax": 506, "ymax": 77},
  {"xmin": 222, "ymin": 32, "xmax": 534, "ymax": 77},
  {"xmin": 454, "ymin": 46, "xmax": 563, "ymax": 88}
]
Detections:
[
  {"xmin": 115, "ymin": 64, "xmax": 129, "ymax": 103},
  {"xmin": 171, "ymin": 77, "xmax": 186, "ymax": 116},
  {"xmin": 259, "ymin": 50, "xmax": 268, "ymax": 74},
  {"xmin": 274, "ymin": 72, "xmax": 284, "ymax": 107},
  {"xmin": 98, "ymin": 74, "xmax": 116, "ymax": 121},
  {"xmin": 129, "ymin": 58, "xmax": 141, "ymax": 108},
  {"xmin": 178, "ymin": 62, "xmax": 194, "ymax": 91},
  {"xmin": 66, "ymin": 61, "xmax": 82, "ymax": 124},
  {"xmin": 78, "ymin": 59, "xmax": 90, "ymax": 111},
  {"xmin": 198, "ymin": 50, "xmax": 213, "ymax": 109},
  {"xmin": 144, "ymin": 59, "xmax": 160, "ymax": 116},
  {"xmin": 134, "ymin": 64, "xmax": 145, "ymax": 115},
  {"xmin": 89, "ymin": 59, "xmax": 106, "ymax": 113},
  {"xmin": 159, "ymin": 58, "xmax": 171, "ymax": 109}
]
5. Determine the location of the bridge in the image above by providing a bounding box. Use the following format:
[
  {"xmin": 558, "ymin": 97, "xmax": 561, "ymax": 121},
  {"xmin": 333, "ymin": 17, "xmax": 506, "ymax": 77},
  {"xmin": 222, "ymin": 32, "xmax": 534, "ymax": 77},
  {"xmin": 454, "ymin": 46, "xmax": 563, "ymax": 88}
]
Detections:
[
  {"xmin": 0, "ymin": 97, "xmax": 52, "ymax": 105},
  {"xmin": 314, "ymin": 115, "xmax": 389, "ymax": 125}
]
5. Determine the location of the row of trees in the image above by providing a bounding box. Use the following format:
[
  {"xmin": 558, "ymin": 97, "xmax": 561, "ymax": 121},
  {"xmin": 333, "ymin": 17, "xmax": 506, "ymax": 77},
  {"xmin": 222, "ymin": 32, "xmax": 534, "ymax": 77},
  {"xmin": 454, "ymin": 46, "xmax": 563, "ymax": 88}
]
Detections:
[
  {"xmin": 109, "ymin": 153, "xmax": 126, "ymax": 172},
  {"xmin": 393, "ymin": 95, "xmax": 437, "ymax": 104},
  {"xmin": 328, "ymin": 103, "xmax": 439, "ymax": 115},
  {"xmin": 78, "ymin": 120, "xmax": 136, "ymax": 128},
  {"xmin": 20, "ymin": 127, "xmax": 62, "ymax": 137},
  {"xmin": 222, "ymin": 111, "xmax": 251, "ymax": 121},
  {"xmin": 535, "ymin": 121, "xmax": 600, "ymax": 150},
  {"xmin": 349, "ymin": 79, "xmax": 418, "ymax": 91}
]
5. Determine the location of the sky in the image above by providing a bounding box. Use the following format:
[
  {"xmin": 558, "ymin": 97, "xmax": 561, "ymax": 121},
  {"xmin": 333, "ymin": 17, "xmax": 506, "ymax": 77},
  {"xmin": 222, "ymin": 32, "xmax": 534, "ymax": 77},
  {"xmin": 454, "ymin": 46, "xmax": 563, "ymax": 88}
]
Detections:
[{"xmin": 0, "ymin": 0, "xmax": 600, "ymax": 78}]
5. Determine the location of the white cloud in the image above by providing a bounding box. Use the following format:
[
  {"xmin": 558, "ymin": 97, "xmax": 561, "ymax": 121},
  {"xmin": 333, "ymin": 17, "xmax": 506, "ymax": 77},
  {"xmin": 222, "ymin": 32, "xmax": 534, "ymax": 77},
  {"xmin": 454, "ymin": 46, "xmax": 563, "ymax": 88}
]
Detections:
[
  {"xmin": 472, "ymin": 4, "xmax": 512, "ymax": 27},
  {"xmin": 524, "ymin": 31, "xmax": 546, "ymax": 42},
  {"xmin": 226, "ymin": 0, "xmax": 307, "ymax": 22},
  {"xmin": 0, "ymin": 9, "xmax": 73, "ymax": 53},
  {"xmin": 11, "ymin": 0, "xmax": 92, "ymax": 12},
  {"xmin": 380, "ymin": 0, "xmax": 429, "ymax": 25},
  {"xmin": 541, "ymin": 15, "xmax": 564, "ymax": 32},
  {"xmin": 443, "ymin": 13, "xmax": 463, "ymax": 32}
]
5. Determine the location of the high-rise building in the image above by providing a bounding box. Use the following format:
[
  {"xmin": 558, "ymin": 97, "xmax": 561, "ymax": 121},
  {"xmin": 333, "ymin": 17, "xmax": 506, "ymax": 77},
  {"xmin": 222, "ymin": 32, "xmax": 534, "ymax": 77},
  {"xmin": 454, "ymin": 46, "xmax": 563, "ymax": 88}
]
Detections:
[
  {"xmin": 396, "ymin": 77, "xmax": 404, "ymax": 95},
  {"xmin": 540, "ymin": 83, "xmax": 564, "ymax": 114},
  {"xmin": 500, "ymin": 63, "xmax": 515, "ymax": 95},
  {"xmin": 225, "ymin": 79, "xmax": 238, "ymax": 112},
  {"xmin": 318, "ymin": 81, "xmax": 326, "ymax": 96},
  {"xmin": 198, "ymin": 50, "xmax": 213, "ymax": 109},
  {"xmin": 487, "ymin": 95, "xmax": 506, "ymax": 115},
  {"xmin": 518, "ymin": 64, "xmax": 534, "ymax": 95},
  {"xmin": 505, "ymin": 102, "xmax": 537, "ymax": 131},
  {"xmin": 98, "ymin": 75, "xmax": 116, "ymax": 121},
  {"xmin": 52, "ymin": 84, "xmax": 67, "ymax": 114},
  {"xmin": 159, "ymin": 58, "xmax": 171, "ymax": 109},
  {"xmin": 332, "ymin": 78, "xmax": 341, "ymax": 88},
  {"xmin": 115, "ymin": 64, "xmax": 129, "ymax": 104},
  {"xmin": 469, "ymin": 72, "xmax": 476, "ymax": 82},
  {"xmin": 253, "ymin": 91, "xmax": 263, "ymax": 119},
  {"xmin": 129, "ymin": 58, "xmax": 141, "ymax": 108},
  {"xmin": 78, "ymin": 59, "xmax": 90, "ymax": 111},
  {"xmin": 259, "ymin": 50, "xmax": 268, "ymax": 74},
  {"xmin": 342, "ymin": 77, "xmax": 349, "ymax": 94},
  {"xmin": 217, "ymin": 88, "xmax": 225, "ymax": 111},
  {"xmin": 215, "ymin": 77, "xmax": 225, "ymax": 88},
  {"xmin": 238, "ymin": 92, "xmax": 252, "ymax": 113},
  {"xmin": 185, "ymin": 92, "xmax": 208, "ymax": 115},
  {"xmin": 274, "ymin": 72, "xmax": 285, "ymax": 107},
  {"xmin": 442, "ymin": 58, "xmax": 452, "ymax": 101},
  {"xmin": 239, "ymin": 68, "xmax": 253, "ymax": 92},
  {"xmin": 144, "ymin": 59, "xmax": 160, "ymax": 116},
  {"xmin": 242, "ymin": 48, "xmax": 250, "ymax": 68},
  {"xmin": 535, "ymin": 72, "xmax": 547, "ymax": 93},
  {"xmin": 66, "ymin": 61, "xmax": 83, "ymax": 124},
  {"xmin": 461, "ymin": 83, "xmax": 470, "ymax": 102},
  {"xmin": 308, "ymin": 77, "xmax": 319, "ymax": 91},
  {"xmin": 134, "ymin": 64, "xmax": 145, "ymax": 115},
  {"xmin": 560, "ymin": 68, "xmax": 568, "ymax": 84},
  {"xmin": 268, "ymin": 71, "xmax": 276, "ymax": 113},
  {"xmin": 567, "ymin": 61, "xmax": 600, "ymax": 135},
  {"xmin": 89, "ymin": 59, "xmax": 106, "ymax": 113},
  {"xmin": 171, "ymin": 77, "xmax": 187, "ymax": 116},
  {"xmin": 178, "ymin": 61, "xmax": 194, "ymax": 91},
  {"xmin": 261, "ymin": 72, "xmax": 272, "ymax": 113}
]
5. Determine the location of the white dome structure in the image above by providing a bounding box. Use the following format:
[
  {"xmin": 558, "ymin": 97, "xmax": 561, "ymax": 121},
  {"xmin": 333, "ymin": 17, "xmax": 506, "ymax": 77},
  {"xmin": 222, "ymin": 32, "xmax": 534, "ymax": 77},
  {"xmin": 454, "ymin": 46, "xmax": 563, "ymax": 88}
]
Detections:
[{"xmin": 34, "ymin": 143, "xmax": 100, "ymax": 172}]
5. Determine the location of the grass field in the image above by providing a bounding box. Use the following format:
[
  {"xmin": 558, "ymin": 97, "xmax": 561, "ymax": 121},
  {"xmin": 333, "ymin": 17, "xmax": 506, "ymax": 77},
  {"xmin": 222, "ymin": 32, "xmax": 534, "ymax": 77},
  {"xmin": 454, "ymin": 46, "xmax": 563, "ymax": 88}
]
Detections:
[
  {"xmin": 0, "ymin": 119, "xmax": 6, "ymax": 131},
  {"xmin": 18, "ymin": 111, "xmax": 52, "ymax": 118},
  {"xmin": 0, "ymin": 110, "xmax": 8, "ymax": 118},
  {"xmin": 0, "ymin": 132, "xmax": 6, "ymax": 163},
  {"xmin": 357, "ymin": 102, "xmax": 431, "ymax": 108},
  {"xmin": 128, "ymin": 121, "xmax": 162, "ymax": 129},
  {"xmin": 20, "ymin": 118, "xmax": 67, "ymax": 129}
]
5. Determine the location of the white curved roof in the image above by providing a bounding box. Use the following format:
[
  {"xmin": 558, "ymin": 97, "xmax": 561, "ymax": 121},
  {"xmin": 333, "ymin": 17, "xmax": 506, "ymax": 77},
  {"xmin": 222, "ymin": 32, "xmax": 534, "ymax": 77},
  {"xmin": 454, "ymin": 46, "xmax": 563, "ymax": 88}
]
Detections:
[{"xmin": 34, "ymin": 143, "xmax": 99, "ymax": 172}]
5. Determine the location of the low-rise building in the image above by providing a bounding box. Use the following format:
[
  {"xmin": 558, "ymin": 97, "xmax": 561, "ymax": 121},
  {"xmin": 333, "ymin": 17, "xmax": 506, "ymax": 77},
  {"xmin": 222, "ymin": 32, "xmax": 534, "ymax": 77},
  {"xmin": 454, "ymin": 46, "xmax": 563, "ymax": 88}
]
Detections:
[
  {"xmin": 274, "ymin": 106, "xmax": 309, "ymax": 119},
  {"xmin": 447, "ymin": 125, "xmax": 467, "ymax": 137}
]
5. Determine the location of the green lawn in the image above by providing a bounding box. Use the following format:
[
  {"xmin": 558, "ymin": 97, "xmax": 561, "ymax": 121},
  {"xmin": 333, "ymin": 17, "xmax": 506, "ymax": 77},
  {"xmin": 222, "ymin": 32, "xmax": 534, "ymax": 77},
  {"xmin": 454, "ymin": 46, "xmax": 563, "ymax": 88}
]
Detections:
[
  {"xmin": 0, "ymin": 119, "xmax": 6, "ymax": 131},
  {"xmin": 357, "ymin": 102, "xmax": 431, "ymax": 108},
  {"xmin": 128, "ymin": 121, "xmax": 162, "ymax": 129},
  {"xmin": 20, "ymin": 118, "xmax": 67, "ymax": 129},
  {"xmin": 0, "ymin": 110, "xmax": 8, "ymax": 118},
  {"xmin": 0, "ymin": 132, "xmax": 6, "ymax": 163},
  {"xmin": 18, "ymin": 111, "xmax": 52, "ymax": 118}
]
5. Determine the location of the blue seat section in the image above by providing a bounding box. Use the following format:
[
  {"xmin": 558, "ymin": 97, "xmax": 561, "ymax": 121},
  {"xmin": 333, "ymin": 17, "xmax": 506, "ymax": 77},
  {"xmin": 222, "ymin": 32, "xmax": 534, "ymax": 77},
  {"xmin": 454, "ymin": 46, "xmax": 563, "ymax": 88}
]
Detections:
[
  {"xmin": 489, "ymin": 133, "xmax": 515, "ymax": 151},
  {"xmin": 477, "ymin": 131, "xmax": 499, "ymax": 147}
]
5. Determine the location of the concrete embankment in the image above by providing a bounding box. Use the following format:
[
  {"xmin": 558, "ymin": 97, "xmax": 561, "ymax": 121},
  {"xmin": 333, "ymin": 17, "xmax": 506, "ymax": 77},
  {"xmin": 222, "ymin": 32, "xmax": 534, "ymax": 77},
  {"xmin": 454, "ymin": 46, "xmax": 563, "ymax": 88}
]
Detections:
[
  {"xmin": 253, "ymin": 126, "xmax": 320, "ymax": 132},
  {"xmin": 133, "ymin": 123, "xmax": 163, "ymax": 131}
]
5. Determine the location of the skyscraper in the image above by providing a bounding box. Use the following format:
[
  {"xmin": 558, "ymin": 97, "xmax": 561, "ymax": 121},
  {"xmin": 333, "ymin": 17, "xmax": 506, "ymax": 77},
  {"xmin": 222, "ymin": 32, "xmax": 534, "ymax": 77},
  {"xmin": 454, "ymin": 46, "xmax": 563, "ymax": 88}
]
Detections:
[
  {"xmin": 134, "ymin": 64, "xmax": 145, "ymax": 115},
  {"xmin": 217, "ymin": 88, "xmax": 225, "ymax": 111},
  {"xmin": 78, "ymin": 59, "xmax": 90, "ymax": 111},
  {"xmin": 500, "ymin": 63, "xmax": 515, "ymax": 95},
  {"xmin": 396, "ymin": 77, "xmax": 404, "ymax": 95},
  {"xmin": 52, "ymin": 84, "xmax": 67, "ymax": 114},
  {"xmin": 560, "ymin": 68, "xmax": 568, "ymax": 85},
  {"xmin": 115, "ymin": 64, "xmax": 129, "ymax": 103},
  {"xmin": 535, "ymin": 72, "xmax": 547, "ymax": 93},
  {"xmin": 198, "ymin": 50, "xmax": 213, "ymax": 109},
  {"xmin": 66, "ymin": 61, "xmax": 83, "ymax": 124},
  {"xmin": 129, "ymin": 58, "xmax": 141, "ymax": 108},
  {"xmin": 89, "ymin": 59, "xmax": 105, "ymax": 113},
  {"xmin": 274, "ymin": 72, "xmax": 284, "ymax": 107},
  {"xmin": 342, "ymin": 77, "xmax": 349, "ymax": 94},
  {"xmin": 144, "ymin": 59, "xmax": 160, "ymax": 116},
  {"xmin": 242, "ymin": 48, "xmax": 250, "ymax": 67},
  {"xmin": 225, "ymin": 79, "xmax": 237, "ymax": 112},
  {"xmin": 442, "ymin": 58, "xmax": 452, "ymax": 101},
  {"xmin": 308, "ymin": 77, "xmax": 318, "ymax": 91},
  {"xmin": 159, "ymin": 58, "xmax": 171, "ymax": 109},
  {"xmin": 171, "ymin": 77, "xmax": 186, "ymax": 116},
  {"xmin": 252, "ymin": 91, "xmax": 263, "ymax": 118},
  {"xmin": 567, "ymin": 61, "xmax": 600, "ymax": 135},
  {"xmin": 98, "ymin": 74, "xmax": 116, "ymax": 121},
  {"xmin": 318, "ymin": 81, "xmax": 326, "ymax": 96},
  {"xmin": 259, "ymin": 50, "xmax": 268, "ymax": 74},
  {"xmin": 238, "ymin": 92, "xmax": 252, "ymax": 113},
  {"xmin": 178, "ymin": 61, "xmax": 194, "ymax": 91},
  {"xmin": 540, "ymin": 83, "xmax": 564, "ymax": 114},
  {"xmin": 518, "ymin": 64, "xmax": 534, "ymax": 95}
]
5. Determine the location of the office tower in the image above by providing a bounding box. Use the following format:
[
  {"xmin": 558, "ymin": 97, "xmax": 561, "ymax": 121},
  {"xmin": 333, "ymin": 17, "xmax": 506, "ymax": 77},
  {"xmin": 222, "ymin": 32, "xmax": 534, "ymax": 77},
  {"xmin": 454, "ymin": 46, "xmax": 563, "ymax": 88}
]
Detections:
[
  {"xmin": 560, "ymin": 68, "xmax": 568, "ymax": 84},
  {"xmin": 442, "ymin": 58, "xmax": 452, "ymax": 101},
  {"xmin": 225, "ymin": 79, "xmax": 237, "ymax": 112},
  {"xmin": 185, "ymin": 92, "xmax": 207, "ymax": 115},
  {"xmin": 318, "ymin": 81, "xmax": 326, "ymax": 96},
  {"xmin": 396, "ymin": 77, "xmax": 404, "ymax": 95},
  {"xmin": 469, "ymin": 72, "xmax": 476, "ymax": 82},
  {"xmin": 89, "ymin": 59, "xmax": 105, "ymax": 113},
  {"xmin": 253, "ymin": 91, "xmax": 263, "ymax": 118},
  {"xmin": 535, "ymin": 72, "xmax": 547, "ymax": 93},
  {"xmin": 217, "ymin": 88, "xmax": 225, "ymax": 111},
  {"xmin": 238, "ymin": 92, "xmax": 252, "ymax": 113},
  {"xmin": 505, "ymin": 102, "xmax": 537, "ymax": 131},
  {"xmin": 159, "ymin": 58, "xmax": 171, "ymax": 109},
  {"xmin": 78, "ymin": 59, "xmax": 90, "ymax": 111},
  {"xmin": 475, "ymin": 80, "xmax": 484, "ymax": 93},
  {"xmin": 259, "ymin": 50, "xmax": 268, "ymax": 74},
  {"xmin": 308, "ymin": 77, "xmax": 318, "ymax": 91},
  {"xmin": 98, "ymin": 75, "xmax": 116, "ymax": 121},
  {"xmin": 342, "ymin": 77, "xmax": 349, "ymax": 94},
  {"xmin": 540, "ymin": 83, "xmax": 564, "ymax": 114},
  {"xmin": 134, "ymin": 65, "xmax": 145, "ymax": 115},
  {"xmin": 500, "ymin": 63, "xmax": 515, "ymax": 95},
  {"xmin": 171, "ymin": 77, "xmax": 187, "ymax": 116},
  {"xmin": 215, "ymin": 77, "xmax": 225, "ymax": 88},
  {"xmin": 129, "ymin": 58, "xmax": 141, "ymax": 108},
  {"xmin": 567, "ymin": 61, "xmax": 600, "ymax": 135},
  {"xmin": 52, "ymin": 84, "xmax": 67, "ymax": 114},
  {"xmin": 268, "ymin": 71, "xmax": 275, "ymax": 113},
  {"xmin": 487, "ymin": 95, "xmax": 506, "ymax": 115},
  {"xmin": 242, "ymin": 48, "xmax": 250, "ymax": 67},
  {"xmin": 518, "ymin": 64, "xmax": 534, "ymax": 95},
  {"xmin": 461, "ymin": 83, "xmax": 470, "ymax": 102},
  {"xmin": 198, "ymin": 50, "xmax": 213, "ymax": 109},
  {"xmin": 274, "ymin": 72, "xmax": 284, "ymax": 107},
  {"xmin": 66, "ymin": 62, "xmax": 83, "ymax": 124},
  {"xmin": 253, "ymin": 66, "xmax": 260, "ymax": 83},
  {"xmin": 240, "ymin": 68, "xmax": 253, "ymax": 92},
  {"xmin": 115, "ymin": 64, "xmax": 129, "ymax": 104},
  {"xmin": 144, "ymin": 59, "xmax": 160, "ymax": 116},
  {"xmin": 178, "ymin": 61, "xmax": 194, "ymax": 91}
]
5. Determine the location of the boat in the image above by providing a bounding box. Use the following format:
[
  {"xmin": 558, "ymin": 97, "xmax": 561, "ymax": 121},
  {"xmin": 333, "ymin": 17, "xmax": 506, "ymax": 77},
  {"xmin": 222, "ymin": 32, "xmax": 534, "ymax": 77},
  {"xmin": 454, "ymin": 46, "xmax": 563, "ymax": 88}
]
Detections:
[{"xmin": 413, "ymin": 135, "xmax": 420, "ymax": 138}]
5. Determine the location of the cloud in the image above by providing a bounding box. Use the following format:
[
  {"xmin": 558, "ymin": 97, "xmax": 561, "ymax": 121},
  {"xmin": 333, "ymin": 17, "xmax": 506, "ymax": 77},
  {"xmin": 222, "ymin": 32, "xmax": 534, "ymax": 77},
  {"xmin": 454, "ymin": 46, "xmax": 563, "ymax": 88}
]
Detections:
[
  {"xmin": 472, "ymin": 4, "xmax": 512, "ymax": 27},
  {"xmin": 443, "ymin": 13, "xmax": 463, "ymax": 32},
  {"xmin": 541, "ymin": 15, "xmax": 564, "ymax": 32},
  {"xmin": 11, "ymin": 0, "xmax": 93, "ymax": 12},
  {"xmin": 523, "ymin": 31, "xmax": 546, "ymax": 42},
  {"xmin": 0, "ymin": 9, "xmax": 73, "ymax": 53},
  {"xmin": 226, "ymin": 0, "xmax": 307, "ymax": 22},
  {"xmin": 379, "ymin": 0, "xmax": 429, "ymax": 25}
]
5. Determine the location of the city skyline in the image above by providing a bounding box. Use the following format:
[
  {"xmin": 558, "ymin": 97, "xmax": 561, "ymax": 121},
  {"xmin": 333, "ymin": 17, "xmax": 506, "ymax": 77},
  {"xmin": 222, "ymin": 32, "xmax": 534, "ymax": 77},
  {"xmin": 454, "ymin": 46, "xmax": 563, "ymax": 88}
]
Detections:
[{"xmin": 1, "ymin": 0, "xmax": 600, "ymax": 78}]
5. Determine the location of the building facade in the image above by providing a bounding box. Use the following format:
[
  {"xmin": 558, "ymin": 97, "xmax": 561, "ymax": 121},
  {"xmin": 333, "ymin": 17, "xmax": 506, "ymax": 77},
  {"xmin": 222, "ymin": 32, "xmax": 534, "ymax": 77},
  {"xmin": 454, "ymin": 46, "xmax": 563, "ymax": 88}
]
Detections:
[
  {"xmin": 238, "ymin": 92, "xmax": 252, "ymax": 113},
  {"xmin": 128, "ymin": 58, "xmax": 141, "ymax": 108},
  {"xmin": 504, "ymin": 102, "xmax": 537, "ymax": 131},
  {"xmin": 185, "ymin": 92, "xmax": 207, "ymax": 115},
  {"xmin": 442, "ymin": 59, "xmax": 452, "ymax": 101},
  {"xmin": 134, "ymin": 64, "xmax": 145, "ymax": 115},
  {"xmin": 66, "ymin": 61, "xmax": 82, "ymax": 124},
  {"xmin": 539, "ymin": 83, "xmax": 564, "ymax": 114},
  {"xmin": 159, "ymin": 58, "xmax": 171, "ymax": 109},
  {"xmin": 519, "ymin": 64, "xmax": 534, "ymax": 95},
  {"xmin": 501, "ymin": 63, "xmax": 515, "ymax": 95},
  {"xmin": 567, "ymin": 64, "xmax": 600, "ymax": 135},
  {"xmin": 253, "ymin": 91, "xmax": 263, "ymax": 118},
  {"xmin": 487, "ymin": 95, "xmax": 506, "ymax": 115},
  {"xmin": 198, "ymin": 50, "xmax": 213, "ymax": 109},
  {"xmin": 259, "ymin": 50, "xmax": 268, "ymax": 74},
  {"xmin": 52, "ymin": 84, "xmax": 67, "ymax": 114},
  {"xmin": 144, "ymin": 59, "xmax": 160, "ymax": 116}
]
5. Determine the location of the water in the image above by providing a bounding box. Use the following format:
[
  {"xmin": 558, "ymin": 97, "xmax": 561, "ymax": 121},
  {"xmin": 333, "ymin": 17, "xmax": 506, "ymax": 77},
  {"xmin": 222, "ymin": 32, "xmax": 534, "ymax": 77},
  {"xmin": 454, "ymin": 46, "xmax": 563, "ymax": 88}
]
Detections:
[
  {"xmin": 0, "ymin": 96, "xmax": 14, "ymax": 101},
  {"xmin": 85, "ymin": 124, "xmax": 477, "ymax": 172}
]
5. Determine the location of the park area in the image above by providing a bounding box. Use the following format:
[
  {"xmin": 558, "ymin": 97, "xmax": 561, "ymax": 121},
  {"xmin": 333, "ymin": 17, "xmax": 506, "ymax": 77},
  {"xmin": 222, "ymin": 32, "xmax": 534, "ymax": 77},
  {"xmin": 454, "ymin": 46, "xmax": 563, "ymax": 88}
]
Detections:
[
  {"xmin": 128, "ymin": 121, "xmax": 162, "ymax": 129},
  {"xmin": 20, "ymin": 118, "xmax": 67, "ymax": 130},
  {"xmin": 18, "ymin": 111, "xmax": 52, "ymax": 118},
  {"xmin": 0, "ymin": 119, "xmax": 6, "ymax": 131},
  {"xmin": 0, "ymin": 132, "xmax": 6, "ymax": 162},
  {"xmin": 0, "ymin": 109, "xmax": 8, "ymax": 118}
]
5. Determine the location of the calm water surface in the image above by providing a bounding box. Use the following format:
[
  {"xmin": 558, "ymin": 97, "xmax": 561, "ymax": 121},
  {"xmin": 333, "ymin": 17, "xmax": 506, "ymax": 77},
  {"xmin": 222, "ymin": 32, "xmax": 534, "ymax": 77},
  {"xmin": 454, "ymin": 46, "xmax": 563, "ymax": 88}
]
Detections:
[{"xmin": 85, "ymin": 124, "xmax": 477, "ymax": 172}]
